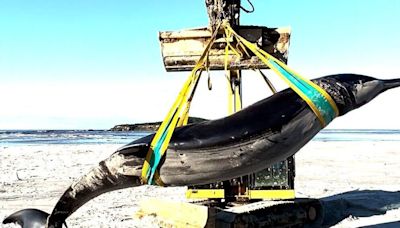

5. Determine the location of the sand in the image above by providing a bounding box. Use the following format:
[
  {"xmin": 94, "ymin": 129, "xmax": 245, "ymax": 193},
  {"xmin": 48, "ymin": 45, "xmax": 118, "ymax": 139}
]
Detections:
[{"xmin": 1, "ymin": 141, "xmax": 399, "ymax": 227}]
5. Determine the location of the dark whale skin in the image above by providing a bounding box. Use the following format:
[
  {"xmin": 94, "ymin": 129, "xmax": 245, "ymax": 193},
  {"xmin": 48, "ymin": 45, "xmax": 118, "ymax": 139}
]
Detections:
[{"xmin": 4, "ymin": 74, "xmax": 400, "ymax": 228}]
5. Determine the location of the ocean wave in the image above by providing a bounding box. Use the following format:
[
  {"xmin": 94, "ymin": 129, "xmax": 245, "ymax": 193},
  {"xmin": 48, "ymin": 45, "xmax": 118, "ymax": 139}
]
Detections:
[
  {"xmin": 1, "ymin": 129, "xmax": 400, "ymax": 147},
  {"xmin": 0, "ymin": 130, "xmax": 150, "ymax": 146},
  {"xmin": 314, "ymin": 129, "xmax": 400, "ymax": 142}
]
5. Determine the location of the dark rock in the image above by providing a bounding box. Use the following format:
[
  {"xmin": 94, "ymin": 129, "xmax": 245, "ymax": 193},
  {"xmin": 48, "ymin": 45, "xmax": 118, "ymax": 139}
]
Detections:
[{"xmin": 109, "ymin": 117, "xmax": 207, "ymax": 131}]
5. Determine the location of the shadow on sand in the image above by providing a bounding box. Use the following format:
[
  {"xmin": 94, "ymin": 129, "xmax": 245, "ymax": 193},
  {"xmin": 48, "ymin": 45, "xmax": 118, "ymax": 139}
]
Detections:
[{"xmin": 308, "ymin": 190, "xmax": 400, "ymax": 227}]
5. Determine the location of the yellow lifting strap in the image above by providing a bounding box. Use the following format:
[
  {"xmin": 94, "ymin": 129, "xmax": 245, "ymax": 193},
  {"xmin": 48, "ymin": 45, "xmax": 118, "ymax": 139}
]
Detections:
[
  {"xmin": 224, "ymin": 28, "xmax": 243, "ymax": 114},
  {"xmin": 141, "ymin": 23, "xmax": 222, "ymax": 185},
  {"xmin": 141, "ymin": 21, "xmax": 339, "ymax": 185},
  {"xmin": 221, "ymin": 21, "xmax": 339, "ymax": 127}
]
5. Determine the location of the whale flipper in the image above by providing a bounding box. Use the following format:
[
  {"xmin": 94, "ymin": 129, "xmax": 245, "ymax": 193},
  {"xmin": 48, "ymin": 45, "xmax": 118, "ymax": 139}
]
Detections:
[{"xmin": 3, "ymin": 209, "xmax": 49, "ymax": 228}]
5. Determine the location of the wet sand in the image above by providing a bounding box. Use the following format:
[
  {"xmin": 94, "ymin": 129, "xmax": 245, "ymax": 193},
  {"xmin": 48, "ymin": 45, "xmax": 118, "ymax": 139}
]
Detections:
[{"xmin": 1, "ymin": 141, "xmax": 399, "ymax": 227}]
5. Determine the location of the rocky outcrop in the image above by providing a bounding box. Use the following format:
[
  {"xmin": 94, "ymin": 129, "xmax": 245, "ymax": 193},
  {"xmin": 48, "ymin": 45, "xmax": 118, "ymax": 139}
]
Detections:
[
  {"xmin": 109, "ymin": 117, "xmax": 207, "ymax": 131},
  {"xmin": 109, "ymin": 124, "xmax": 158, "ymax": 132}
]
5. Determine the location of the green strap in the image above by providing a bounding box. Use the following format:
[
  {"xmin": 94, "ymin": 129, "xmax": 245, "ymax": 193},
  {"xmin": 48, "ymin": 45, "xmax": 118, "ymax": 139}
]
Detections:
[
  {"xmin": 269, "ymin": 60, "xmax": 337, "ymax": 125},
  {"xmin": 222, "ymin": 21, "xmax": 339, "ymax": 126}
]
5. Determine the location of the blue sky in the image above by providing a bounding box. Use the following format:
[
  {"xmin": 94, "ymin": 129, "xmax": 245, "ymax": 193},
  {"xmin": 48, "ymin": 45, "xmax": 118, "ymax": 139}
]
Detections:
[{"xmin": 1, "ymin": 0, "xmax": 400, "ymax": 129}]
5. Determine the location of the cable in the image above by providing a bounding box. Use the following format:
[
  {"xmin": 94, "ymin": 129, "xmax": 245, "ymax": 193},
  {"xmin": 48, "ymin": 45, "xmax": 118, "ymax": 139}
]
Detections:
[{"xmin": 241, "ymin": 0, "xmax": 255, "ymax": 13}]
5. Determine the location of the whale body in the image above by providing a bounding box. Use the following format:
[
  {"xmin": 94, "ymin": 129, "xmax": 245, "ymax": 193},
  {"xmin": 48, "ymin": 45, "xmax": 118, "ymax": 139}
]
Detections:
[{"xmin": 3, "ymin": 74, "xmax": 400, "ymax": 228}]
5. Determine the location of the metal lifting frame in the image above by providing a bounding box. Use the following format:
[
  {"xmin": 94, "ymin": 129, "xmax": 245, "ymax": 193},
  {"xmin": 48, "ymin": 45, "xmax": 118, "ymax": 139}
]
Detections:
[{"xmin": 155, "ymin": 0, "xmax": 297, "ymax": 200}]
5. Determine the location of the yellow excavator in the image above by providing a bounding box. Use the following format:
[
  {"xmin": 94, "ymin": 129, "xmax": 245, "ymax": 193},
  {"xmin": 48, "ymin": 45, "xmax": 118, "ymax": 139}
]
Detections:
[
  {"xmin": 160, "ymin": 0, "xmax": 294, "ymax": 202},
  {"xmin": 138, "ymin": 1, "xmax": 323, "ymax": 226}
]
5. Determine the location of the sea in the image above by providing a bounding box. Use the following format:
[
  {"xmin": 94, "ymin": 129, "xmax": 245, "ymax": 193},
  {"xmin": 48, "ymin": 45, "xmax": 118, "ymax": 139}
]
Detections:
[
  {"xmin": 1, "ymin": 129, "xmax": 400, "ymax": 147},
  {"xmin": 0, "ymin": 130, "xmax": 150, "ymax": 147}
]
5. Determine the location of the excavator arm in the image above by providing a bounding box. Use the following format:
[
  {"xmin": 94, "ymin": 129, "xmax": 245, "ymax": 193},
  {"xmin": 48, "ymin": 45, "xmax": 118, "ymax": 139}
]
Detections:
[
  {"xmin": 205, "ymin": 0, "xmax": 242, "ymax": 29},
  {"xmin": 159, "ymin": 0, "xmax": 290, "ymax": 71}
]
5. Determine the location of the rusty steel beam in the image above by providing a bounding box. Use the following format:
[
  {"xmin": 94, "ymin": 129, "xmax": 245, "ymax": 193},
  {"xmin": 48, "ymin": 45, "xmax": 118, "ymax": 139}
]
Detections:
[{"xmin": 159, "ymin": 26, "xmax": 291, "ymax": 72}]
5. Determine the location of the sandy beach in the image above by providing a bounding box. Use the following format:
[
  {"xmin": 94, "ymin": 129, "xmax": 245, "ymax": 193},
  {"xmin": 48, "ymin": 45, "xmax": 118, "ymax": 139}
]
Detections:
[{"xmin": 1, "ymin": 141, "xmax": 399, "ymax": 227}]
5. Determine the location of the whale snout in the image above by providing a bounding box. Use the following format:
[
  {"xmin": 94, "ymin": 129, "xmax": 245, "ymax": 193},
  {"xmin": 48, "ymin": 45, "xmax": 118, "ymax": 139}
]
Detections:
[
  {"xmin": 382, "ymin": 78, "xmax": 400, "ymax": 91},
  {"xmin": 352, "ymin": 77, "xmax": 400, "ymax": 109}
]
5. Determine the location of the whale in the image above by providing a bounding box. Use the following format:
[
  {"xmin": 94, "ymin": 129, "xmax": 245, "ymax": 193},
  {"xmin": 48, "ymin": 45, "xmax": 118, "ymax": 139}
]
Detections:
[{"xmin": 3, "ymin": 74, "xmax": 400, "ymax": 228}]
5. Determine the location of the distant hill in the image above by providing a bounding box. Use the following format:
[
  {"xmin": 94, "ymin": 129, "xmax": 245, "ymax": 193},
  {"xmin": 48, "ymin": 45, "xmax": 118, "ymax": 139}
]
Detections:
[{"xmin": 109, "ymin": 117, "xmax": 207, "ymax": 131}]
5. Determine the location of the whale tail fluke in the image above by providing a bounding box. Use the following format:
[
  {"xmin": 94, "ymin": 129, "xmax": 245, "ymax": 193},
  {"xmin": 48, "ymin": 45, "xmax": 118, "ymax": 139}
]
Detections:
[
  {"xmin": 3, "ymin": 208, "xmax": 54, "ymax": 228},
  {"xmin": 3, "ymin": 147, "xmax": 144, "ymax": 228}
]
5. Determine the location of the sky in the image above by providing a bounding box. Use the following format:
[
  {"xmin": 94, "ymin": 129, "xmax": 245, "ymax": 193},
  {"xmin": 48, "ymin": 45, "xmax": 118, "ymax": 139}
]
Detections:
[{"xmin": 1, "ymin": 0, "xmax": 400, "ymax": 129}]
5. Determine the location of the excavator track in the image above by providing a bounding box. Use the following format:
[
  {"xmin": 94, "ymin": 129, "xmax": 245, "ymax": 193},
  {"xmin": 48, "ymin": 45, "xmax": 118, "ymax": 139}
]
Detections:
[{"xmin": 211, "ymin": 199, "xmax": 323, "ymax": 227}]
